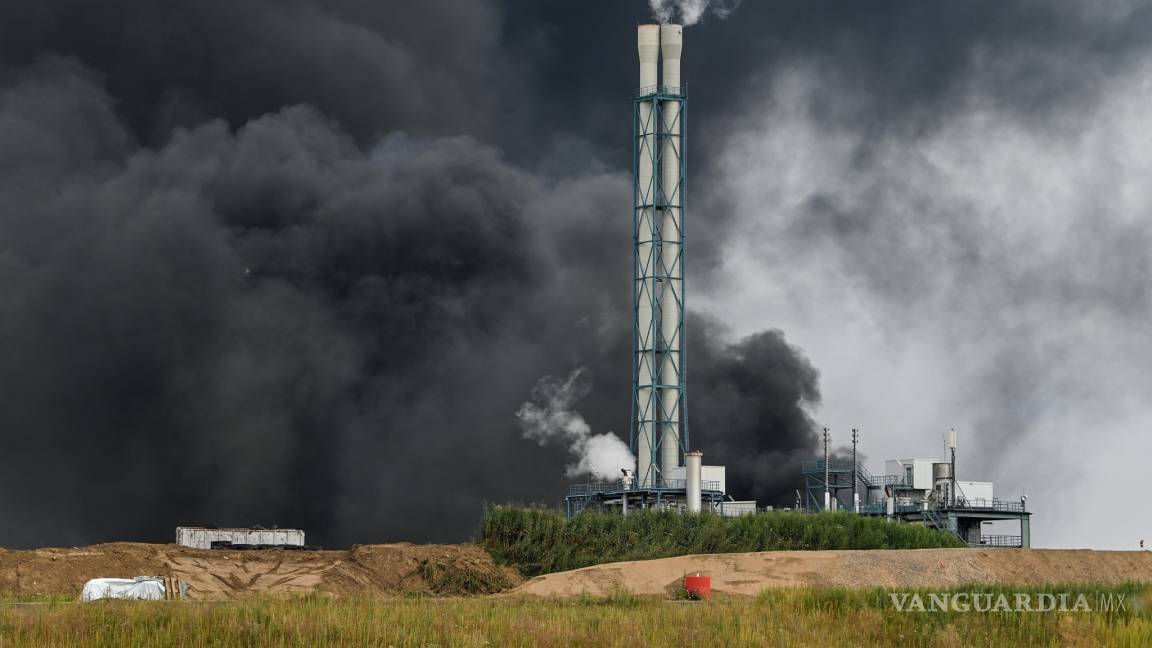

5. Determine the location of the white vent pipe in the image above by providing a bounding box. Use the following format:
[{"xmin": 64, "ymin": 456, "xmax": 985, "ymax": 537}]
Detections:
[{"xmin": 686, "ymin": 451, "xmax": 703, "ymax": 513}]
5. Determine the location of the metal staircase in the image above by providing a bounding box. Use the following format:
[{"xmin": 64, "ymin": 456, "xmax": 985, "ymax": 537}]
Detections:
[{"xmin": 922, "ymin": 507, "xmax": 965, "ymax": 543}]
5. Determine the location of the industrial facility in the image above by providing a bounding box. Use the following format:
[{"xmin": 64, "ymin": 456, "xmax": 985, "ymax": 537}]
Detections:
[
  {"xmin": 564, "ymin": 22, "xmax": 1035, "ymax": 548},
  {"xmin": 802, "ymin": 429, "xmax": 1033, "ymax": 548},
  {"xmin": 566, "ymin": 24, "xmax": 752, "ymax": 518}
]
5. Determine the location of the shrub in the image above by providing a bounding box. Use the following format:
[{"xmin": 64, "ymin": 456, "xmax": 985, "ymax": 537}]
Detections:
[{"xmin": 481, "ymin": 506, "xmax": 965, "ymax": 576}]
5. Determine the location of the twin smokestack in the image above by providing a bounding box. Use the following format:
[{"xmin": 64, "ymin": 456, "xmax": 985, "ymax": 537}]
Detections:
[
  {"xmin": 633, "ymin": 24, "xmax": 688, "ymax": 490},
  {"xmin": 637, "ymin": 24, "xmax": 683, "ymax": 92}
]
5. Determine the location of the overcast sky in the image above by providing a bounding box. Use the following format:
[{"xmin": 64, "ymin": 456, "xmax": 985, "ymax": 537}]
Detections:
[{"xmin": 1, "ymin": 0, "xmax": 1149, "ymax": 548}]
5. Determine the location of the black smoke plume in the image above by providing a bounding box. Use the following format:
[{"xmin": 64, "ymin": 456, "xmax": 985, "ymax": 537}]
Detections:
[
  {"xmin": 689, "ymin": 322, "xmax": 820, "ymax": 507},
  {"xmin": 0, "ymin": 50, "xmax": 819, "ymax": 547}
]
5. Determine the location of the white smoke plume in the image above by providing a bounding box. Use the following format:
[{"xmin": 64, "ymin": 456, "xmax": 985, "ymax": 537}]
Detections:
[
  {"xmin": 517, "ymin": 368, "xmax": 635, "ymax": 480},
  {"xmin": 649, "ymin": 0, "xmax": 741, "ymax": 26}
]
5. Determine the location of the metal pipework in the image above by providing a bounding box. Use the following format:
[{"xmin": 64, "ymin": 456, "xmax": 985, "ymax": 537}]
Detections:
[
  {"xmin": 823, "ymin": 428, "xmax": 830, "ymax": 511},
  {"xmin": 949, "ymin": 428, "xmax": 957, "ymax": 507}
]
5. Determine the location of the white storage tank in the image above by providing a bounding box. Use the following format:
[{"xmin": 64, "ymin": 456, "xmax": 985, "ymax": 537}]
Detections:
[{"xmin": 932, "ymin": 462, "xmax": 953, "ymax": 502}]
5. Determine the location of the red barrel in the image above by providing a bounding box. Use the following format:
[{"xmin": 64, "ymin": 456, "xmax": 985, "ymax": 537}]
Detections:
[{"xmin": 684, "ymin": 573, "xmax": 712, "ymax": 600}]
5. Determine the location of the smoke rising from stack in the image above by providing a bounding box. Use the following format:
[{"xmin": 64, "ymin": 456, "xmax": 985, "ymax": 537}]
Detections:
[
  {"xmin": 517, "ymin": 369, "xmax": 635, "ymax": 480},
  {"xmin": 649, "ymin": 0, "xmax": 741, "ymax": 25}
]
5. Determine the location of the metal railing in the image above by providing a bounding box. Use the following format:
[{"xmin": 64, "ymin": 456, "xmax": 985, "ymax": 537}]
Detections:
[
  {"xmin": 854, "ymin": 497, "xmax": 1028, "ymax": 515},
  {"xmin": 567, "ymin": 481, "xmax": 624, "ymax": 495},
  {"xmin": 567, "ymin": 479, "xmax": 720, "ymax": 496},
  {"xmin": 975, "ymin": 535, "xmax": 1023, "ymax": 548},
  {"xmin": 951, "ymin": 498, "xmax": 1027, "ymax": 513},
  {"xmin": 868, "ymin": 475, "xmax": 910, "ymax": 487},
  {"xmin": 635, "ymin": 84, "xmax": 686, "ymax": 98},
  {"xmin": 801, "ymin": 460, "xmax": 910, "ymax": 489},
  {"xmin": 858, "ymin": 502, "xmax": 923, "ymax": 515}
]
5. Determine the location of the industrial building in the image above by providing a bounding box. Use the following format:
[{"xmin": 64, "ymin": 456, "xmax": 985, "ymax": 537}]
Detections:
[{"xmin": 801, "ymin": 430, "xmax": 1033, "ymax": 548}]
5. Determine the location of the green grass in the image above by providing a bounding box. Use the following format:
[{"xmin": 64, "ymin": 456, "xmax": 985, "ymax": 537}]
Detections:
[
  {"xmin": 480, "ymin": 506, "xmax": 964, "ymax": 576},
  {"xmin": 0, "ymin": 586, "xmax": 1149, "ymax": 647},
  {"xmin": 0, "ymin": 595, "xmax": 74, "ymax": 604}
]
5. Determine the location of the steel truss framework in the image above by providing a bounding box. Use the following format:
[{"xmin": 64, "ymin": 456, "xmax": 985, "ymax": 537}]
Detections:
[{"xmin": 631, "ymin": 87, "xmax": 688, "ymax": 488}]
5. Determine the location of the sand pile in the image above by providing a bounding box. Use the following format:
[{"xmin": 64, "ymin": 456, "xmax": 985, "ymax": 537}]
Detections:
[{"xmin": 512, "ymin": 548, "xmax": 1152, "ymax": 597}]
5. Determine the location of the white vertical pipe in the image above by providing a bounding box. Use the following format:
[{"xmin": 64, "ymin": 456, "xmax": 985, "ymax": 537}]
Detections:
[
  {"xmin": 661, "ymin": 24, "xmax": 683, "ymax": 94},
  {"xmin": 659, "ymin": 24, "xmax": 684, "ymax": 480},
  {"xmin": 639, "ymin": 25, "xmax": 659, "ymax": 91},
  {"xmin": 686, "ymin": 451, "xmax": 703, "ymax": 513},
  {"xmin": 636, "ymin": 24, "xmax": 660, "ymax": 488},
  {"xmin": 949, "ymin": 429, "xmax": 957, "ymax": 508}
]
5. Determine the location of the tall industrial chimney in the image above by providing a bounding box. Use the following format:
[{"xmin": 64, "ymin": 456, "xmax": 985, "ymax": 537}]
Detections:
[
  {"xmin": 658, "ymin": 24, "xmax": 684, "ymax": 480},
  {"xmin": 632, "ymin": 25, "xmax": 687, "ymax": 488},
  {"xmin": 635, "ymin": 24, "xmax": 660, "ymax": 488}
]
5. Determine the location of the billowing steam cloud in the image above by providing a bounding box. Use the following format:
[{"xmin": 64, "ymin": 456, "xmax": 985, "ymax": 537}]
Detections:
[
  {"xmin": 650, "ymin": 0, "xmax": 742, "ymax": 26},
  {"xmin": 517, "ymin": 369, "xmax": 635, "ymax": 480}
]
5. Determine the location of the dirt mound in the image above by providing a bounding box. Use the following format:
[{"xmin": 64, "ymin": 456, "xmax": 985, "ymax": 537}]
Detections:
[
  {"xmin": 321, "ymin": 544, "xmax": 520, "ymax": 597},
  {"xmin": 0, "ymin": 543, "xmax": 519, "ymax": 600},
  {"xmin": 512, "ymin": 549, "xmax": 1152, "ymax": 597},
  {"xmin": 12, "ymin": 544, "xmax": 1149, "ymax": 600}
]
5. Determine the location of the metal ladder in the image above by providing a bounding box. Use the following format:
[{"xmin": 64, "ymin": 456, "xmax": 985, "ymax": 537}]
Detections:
[{"xmin": 922, "ymin": 508, "xmax": 965, "ymax": 544}]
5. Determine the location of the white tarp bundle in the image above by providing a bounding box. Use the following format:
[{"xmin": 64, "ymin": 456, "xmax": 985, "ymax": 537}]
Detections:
[{"xmin": 81, "ymin": 576, "xmax": 167, "ymax": 601}]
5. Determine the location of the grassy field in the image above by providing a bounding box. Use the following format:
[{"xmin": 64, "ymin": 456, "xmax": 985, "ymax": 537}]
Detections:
[
  {"xmin": 2, "ymin": 585, "xmax": 1149, "ymax": 647},
  {"xmin": 482, "ymin": 506, "xmax": 964, "ymax": 576}
]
